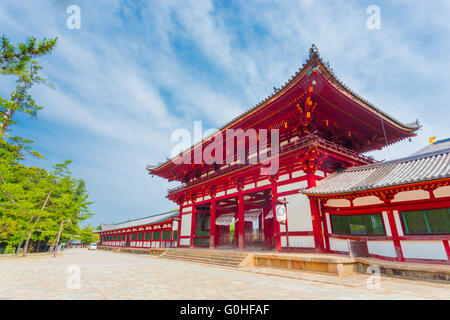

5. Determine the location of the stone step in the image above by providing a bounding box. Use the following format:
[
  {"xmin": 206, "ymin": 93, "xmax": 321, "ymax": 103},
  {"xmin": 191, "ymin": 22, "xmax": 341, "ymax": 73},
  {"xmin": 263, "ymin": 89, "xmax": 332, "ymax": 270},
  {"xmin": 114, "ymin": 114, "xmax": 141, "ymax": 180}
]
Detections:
[
  {"xmin": 162, "ymin": 254, "xmax": 242, "ymax": 263},
  {"xmin": 160, "ymin": 249, "xmax": 247, "ymax": 267},
  {"xmin": 163, "ymin": 250, "xmax": 245, "ymax": 258},
  {"xmin": 163, "ymin": 249, "xmax": 246, "ymax": 258},
  {"xmin": 162, "ymin": 251, "xmax": 244, "ymax": 261},
  {"xmin": 162, "ymin": 255, "xmax": 241, "ymax": 267},
  {"xmin": 162, "ymin": 253, "xmax": 244, "ymax": 264}
]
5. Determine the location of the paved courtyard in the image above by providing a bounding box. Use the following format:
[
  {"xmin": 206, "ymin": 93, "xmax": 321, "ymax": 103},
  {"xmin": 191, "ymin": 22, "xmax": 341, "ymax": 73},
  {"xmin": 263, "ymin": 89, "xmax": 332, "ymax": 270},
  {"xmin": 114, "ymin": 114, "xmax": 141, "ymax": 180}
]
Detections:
[{"xmin": 0, "ymin": 249, "xmax": 449, "ymax": 300}]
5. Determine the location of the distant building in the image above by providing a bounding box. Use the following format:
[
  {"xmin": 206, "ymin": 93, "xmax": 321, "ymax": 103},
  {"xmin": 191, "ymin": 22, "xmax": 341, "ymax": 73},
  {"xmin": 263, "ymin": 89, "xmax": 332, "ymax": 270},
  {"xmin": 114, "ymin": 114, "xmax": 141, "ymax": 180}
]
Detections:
[
  {"xmin": 96, "ymin": 210, "xmax": 179, "ymax": 249},
  {"xmin": 67, "ymin": 239, "xmax": 82, "ymax": 248}
]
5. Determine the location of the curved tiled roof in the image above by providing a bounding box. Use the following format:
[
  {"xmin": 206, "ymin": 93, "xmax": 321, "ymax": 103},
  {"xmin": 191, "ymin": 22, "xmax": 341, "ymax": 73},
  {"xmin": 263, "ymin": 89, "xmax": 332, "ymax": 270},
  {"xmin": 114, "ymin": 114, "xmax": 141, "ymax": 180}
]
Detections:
[
  {"xmin": 220, "ymin": 44, "xmax": 420, "ymax": 133},
  {"xmin": 149, "ymin": 44, "xmax": 420, "ymax": 173},
  {"xmin": 303, "ymin": 144, "xmax": 450, "ymax": 195},
  {"xmin": 97, "ymin": 210, "xmax": 179, "ymax": 232}
]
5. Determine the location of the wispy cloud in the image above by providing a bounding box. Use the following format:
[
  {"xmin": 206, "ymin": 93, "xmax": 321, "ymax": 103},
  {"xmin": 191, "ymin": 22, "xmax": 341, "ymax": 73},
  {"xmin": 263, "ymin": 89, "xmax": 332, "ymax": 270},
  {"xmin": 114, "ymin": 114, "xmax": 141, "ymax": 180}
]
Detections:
[{"xmin": 1, "ymin": 0, "xmax": 449, "ymax": 225}]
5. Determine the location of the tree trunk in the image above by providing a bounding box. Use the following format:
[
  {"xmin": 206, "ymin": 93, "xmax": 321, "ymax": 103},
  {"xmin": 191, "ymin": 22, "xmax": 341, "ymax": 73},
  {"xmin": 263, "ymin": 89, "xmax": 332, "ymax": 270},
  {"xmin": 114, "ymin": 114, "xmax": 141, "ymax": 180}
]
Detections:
[
  {"xmin": 53, "ymin": 220, "xmax": 70, "ymax": 258},
  {"xmin": 22, "ymin": 217, "xmax": 39, "ymax": 256},
  {"xmin": 22, "ymin": 191, "xmax": 51, "ymax": 257}
]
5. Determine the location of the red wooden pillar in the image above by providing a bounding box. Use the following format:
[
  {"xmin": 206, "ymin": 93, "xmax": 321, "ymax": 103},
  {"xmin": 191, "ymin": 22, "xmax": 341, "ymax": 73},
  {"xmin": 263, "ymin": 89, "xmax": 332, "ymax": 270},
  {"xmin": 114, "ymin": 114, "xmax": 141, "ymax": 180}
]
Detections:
[
  {"xmin": 190, "ymin": 204, "xmax": 196, "ymax": 248},
  {"xmin": 320, "ymin": 201, "xmax": 331, "ymax": 252},
  {"xmin": 210, "ymin": 198, "xmax": 216, "ymax": 249},
  {"xmin": 443, "ymin": 241, "xmax": 450, "ymax": 261},
  {"xmin": 170, "ymin": 221, "xmax": 174, "ymax": 248},
  {"xmin": 234, "ymin": 209, "xmax": 239, "ymax": 248},
  {"xmin": 262, "ymin": 207, "xmax": 270, "ymax": 249},
  {"xmin": 177, "ymin": 202, "xmax": 183, "ymax": 248},
  {"xmin": 238, "ymin": 191, "xmax": 245, "ymax": 250},
  {"xmin": 384, "ymin": 197, "xmax": 404, "ymax": 262},
  {"xmin": 271, "ymin": 179, "xmax": 281, "ymax": 252},
  {"xmin": 307, "ymin": 173, "xmax": 325, "ymax": 252}
]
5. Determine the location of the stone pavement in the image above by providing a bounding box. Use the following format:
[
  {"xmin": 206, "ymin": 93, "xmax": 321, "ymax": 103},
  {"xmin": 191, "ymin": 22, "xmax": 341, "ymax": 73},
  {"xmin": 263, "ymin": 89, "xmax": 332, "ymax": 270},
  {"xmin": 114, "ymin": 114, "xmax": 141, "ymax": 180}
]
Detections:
[{"xmin": 0, "ymin": 249, "xmax": 448, "ymax": 300}]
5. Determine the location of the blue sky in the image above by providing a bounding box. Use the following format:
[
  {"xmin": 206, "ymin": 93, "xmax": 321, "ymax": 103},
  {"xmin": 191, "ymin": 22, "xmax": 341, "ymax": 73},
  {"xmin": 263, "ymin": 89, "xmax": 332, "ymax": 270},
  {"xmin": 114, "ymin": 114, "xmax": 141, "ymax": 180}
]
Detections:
[{"xmin": 1, "ymin": 1, "xmax": 449, "ymax": 227}]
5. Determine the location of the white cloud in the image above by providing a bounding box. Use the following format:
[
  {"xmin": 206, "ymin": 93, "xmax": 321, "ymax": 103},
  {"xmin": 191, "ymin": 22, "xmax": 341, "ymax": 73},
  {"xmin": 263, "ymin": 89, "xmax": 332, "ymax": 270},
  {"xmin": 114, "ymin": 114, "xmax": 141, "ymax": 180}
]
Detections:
[{"xmin": 1, "ymin": 0, "xmax": 449, "ymax": 226}]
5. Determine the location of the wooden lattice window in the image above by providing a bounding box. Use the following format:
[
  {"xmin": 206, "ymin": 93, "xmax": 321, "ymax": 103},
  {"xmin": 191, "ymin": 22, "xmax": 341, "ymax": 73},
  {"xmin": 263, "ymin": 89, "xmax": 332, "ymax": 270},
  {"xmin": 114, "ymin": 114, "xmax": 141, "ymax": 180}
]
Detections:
[
  {"xmin": 152, "ymin": 232, "xmax": 160, "ymax": 240},
  {"xmin": 401, "ymin": 208, "xmax": 450, "ymax": 235},
  {"xmin": 162, "ymin": 231, "xmax": 171, "ymax": 240},
  {"xmin": 331, "ymin": 213, "xmax": 385, "ymax": 235}
]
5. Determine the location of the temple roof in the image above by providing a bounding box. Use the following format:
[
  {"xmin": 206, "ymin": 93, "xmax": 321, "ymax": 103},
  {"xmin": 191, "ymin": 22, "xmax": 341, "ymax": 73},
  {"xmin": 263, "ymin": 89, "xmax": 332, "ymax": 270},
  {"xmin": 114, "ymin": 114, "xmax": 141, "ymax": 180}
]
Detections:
[
  {"xmin": 414, "ymin": 138, "xmax": 450, "ymax": 155},
  {"xmin": 303, "ymin": 142, "xmax": 450, "ymax": 196},
  {"xmin": 96, "ymin": 210, "xmax": 179, "ymax": 233},
  {"xmin": 150, "ymin": 45, "xmax": 420, "ymax": 177},
  {"xmin": 219, "ymin": 44, "xmax": 420, "ymax": 133}
]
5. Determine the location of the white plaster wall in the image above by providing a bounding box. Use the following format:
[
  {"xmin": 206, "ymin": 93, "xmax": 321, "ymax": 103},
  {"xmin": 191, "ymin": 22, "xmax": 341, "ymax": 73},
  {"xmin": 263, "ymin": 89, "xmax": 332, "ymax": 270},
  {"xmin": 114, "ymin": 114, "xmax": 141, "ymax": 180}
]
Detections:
[
  {"xmin": 434, "ymin": 186, "xmax": 450, "ymax": 198},
  {"xmin": 257, "ymin": 179, "xmax": 270, "ymax": 187},
  {"xmin": 401, "ymin": 241, "xmax": 448, "ymax": 260},
  {"xmin": 285, "ymin": 193, "xmax": 313, "ymax": 232},
  {"xmin": 325, "ymin": 199, "xmax": 351, "ymax": 207},
  {"xmin": 315, "ymin": 170, "xmax": 325, "ymax": 177},
  {"xmin": 392, "ymin": 190, "xmax": 429, "ymax": 202},
  {"xmin": 180, "ymin": 238, "xmax": 190, "ymax": 246},
  {"xmin": 325, "ymin": 213, "xmax": 331, "ymax": 234},
  {"xmin": 382, "ymin": 211, "xmax": 392, "ymax": 236},
  {"xmin": 243, "ymin": 183, "xmax": 255, "ymax": 191},
  {"xmin": 367, "ymin": 241, "xmax": 396, "ymax": 258},
  {"xmin": 227, "ymin": 188, "xmax": 237, "ymax": 195},
  {"xmin": 353, "ymin": 196, "xmax": 383, "ymax": 206},
  {"xmin": 278, "ymin": 173, "xmax": 290, "ymax": 181},
  {"xmin": 180, "ymin": 213, "xmax": 192, "ymax": 237},
  {"xmin": 329, "ymin": 238, "xmax": 349, "ymax": 252},
  {"xmin": 292, "ymin": 170, "xmax": 305, "ymax": 178},
  {"xmin": 278, "ymin": 180, "xmax": 308, "ymax": 193},
  {"xmin": 182, "ymin": 206, "xmax": 192, "ymax": 213},
  {"xmin": 217, "ymin": 191, "xmax": 225, "ymax": 197},
  {"xmin": 393, "ymin": 210, "xmax": 404, "ymax": 236},
  {"xmin": 281, "ymin": 235, "xmax": 315, "ymax": 248}
]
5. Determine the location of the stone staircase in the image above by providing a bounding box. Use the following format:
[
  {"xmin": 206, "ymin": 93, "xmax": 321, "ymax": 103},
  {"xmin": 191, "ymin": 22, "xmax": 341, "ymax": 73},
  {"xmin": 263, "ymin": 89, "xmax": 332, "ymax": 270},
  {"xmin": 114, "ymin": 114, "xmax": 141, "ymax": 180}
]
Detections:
[{"xmin": 160, "ymin": 249, "xmax": 248, "ymax": 268}]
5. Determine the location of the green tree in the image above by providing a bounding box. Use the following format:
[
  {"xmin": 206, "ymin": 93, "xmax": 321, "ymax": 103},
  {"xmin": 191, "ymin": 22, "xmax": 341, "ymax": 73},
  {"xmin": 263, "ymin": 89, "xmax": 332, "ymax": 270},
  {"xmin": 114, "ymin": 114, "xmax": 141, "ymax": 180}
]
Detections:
[
  {"xmin": 0, "ymin": 35, "xmax": 95, "ymax": 255},
  {"xmin": 0, "ymin": 35, "xmax": 57, "ymax": 140},
  {"xmin": 78, "ymin": 225, "xmax": 99, "ymax": 245}
]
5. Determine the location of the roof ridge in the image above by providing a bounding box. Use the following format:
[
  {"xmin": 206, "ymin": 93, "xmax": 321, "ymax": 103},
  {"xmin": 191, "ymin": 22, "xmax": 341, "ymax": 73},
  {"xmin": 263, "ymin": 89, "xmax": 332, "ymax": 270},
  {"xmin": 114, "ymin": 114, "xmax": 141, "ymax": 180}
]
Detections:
[
  {"xmin": 109, "ymin": 209, "xmax": 179, "ymax": 226},
  {"xmin": 149, "ymin": 44, "xmax": 420, "ymax": 172},
  {"xmin": 343, "ymin": 146, "xmax": 450, "ymax": 172},
  {"xmin": 436, "ymin": 138, "xmax": 450, "ymax": 144}
]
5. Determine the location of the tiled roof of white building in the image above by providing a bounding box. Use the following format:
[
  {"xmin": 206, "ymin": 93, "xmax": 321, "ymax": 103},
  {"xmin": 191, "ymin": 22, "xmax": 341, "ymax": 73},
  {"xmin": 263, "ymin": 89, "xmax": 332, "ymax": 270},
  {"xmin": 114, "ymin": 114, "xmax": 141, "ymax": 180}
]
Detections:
[
  {"xmin": 97, "ymin": 210, "xmax": 179, "ymax": 232},
  {"xmin": 303, "ymin": 139, "xmax": 450, "ymax": 195}
]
